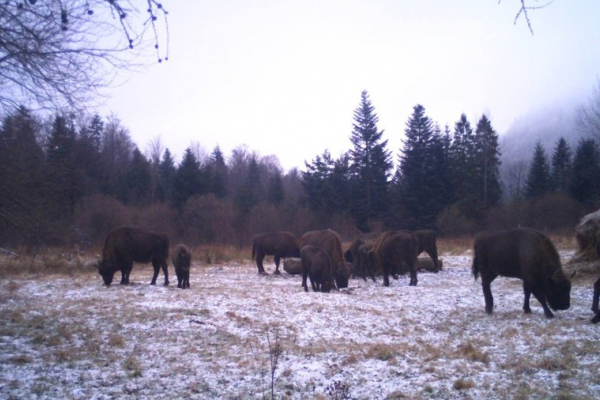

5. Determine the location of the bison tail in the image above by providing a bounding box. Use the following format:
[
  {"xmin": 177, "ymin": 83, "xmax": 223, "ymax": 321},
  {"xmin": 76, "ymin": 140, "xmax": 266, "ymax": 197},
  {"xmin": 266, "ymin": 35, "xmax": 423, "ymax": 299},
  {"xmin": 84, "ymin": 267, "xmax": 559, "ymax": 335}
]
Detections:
[{"xmin": 472, "ymin": 255, "xmax": 479, "ymax": 280}]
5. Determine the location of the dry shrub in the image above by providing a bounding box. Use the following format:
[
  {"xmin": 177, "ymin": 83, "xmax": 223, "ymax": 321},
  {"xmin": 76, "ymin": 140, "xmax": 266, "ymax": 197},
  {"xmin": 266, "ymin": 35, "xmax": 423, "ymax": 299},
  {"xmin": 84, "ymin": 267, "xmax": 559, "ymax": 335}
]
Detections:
[
  {"xmin": 74, "ymin": 194, "xmax": 131, "ymax": 245},
  {"xmin": 437, "ymin": 236, "xmax": 472, "ymax": 255},
  {"xmin": 453, "ymin": 378, "xmax": 475, "ymax": 390},
  {"xmin": 108, "ymin": 333, "xmax": 125, "ymax": 347},
  {"xmin": 456, "ymin": 342, "xmax": 490, "ymax": 364},
  {"xmin": 9, "ymin": 354, "xmax": 33, "ymax": 364},
  {"xmin": 364, "ymin": 343, "xmax": 397, "ymax": 361},
  {"xmin": 180, "ymin": 194, "xmax": 235, "ymax": 246},
  {"xmin": 437, "ymin": 205, "xmax": 477, "ymax": 237},
  {"xmin": 124, "ymin": 355, "xmax": 143, "ymax": 377}
]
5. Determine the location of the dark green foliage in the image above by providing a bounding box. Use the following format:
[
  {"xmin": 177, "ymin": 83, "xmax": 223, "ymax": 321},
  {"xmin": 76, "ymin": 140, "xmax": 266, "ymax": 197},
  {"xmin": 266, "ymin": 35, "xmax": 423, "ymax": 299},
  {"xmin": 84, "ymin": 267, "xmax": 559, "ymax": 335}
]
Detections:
[
  {"xmin": 348, "ymin": 90, "xmax": 393, "ymax": 230},
  {"xmin": 267, "ymin": 172, "xmax": 284, "ymax": 205},
  {"xmin": 125, "ymin": 148, "xmax": 152, "ymax": 206},
  {"xmin": 208, "ymin": 146, "xmax": 228, "ymax": 198},
  {"xmin": 474, "ymin": 115, "xmax": 502, "ymax": 210},
  {"xmin": 157, "ymin": 148, "xmax": 176, "ymax": 202},
  {"xmin": 396, "ymin": 105, "xmax": 448, "ymax": 229},
  {"xmin": 171, "ymin": 148, "xmax": 207, "ymax": 209},
  {"xmin": 449, "ymin": 114, "xmax": 478, "ymax": 208},
  {"xmin": 551, "ymin": 137, "xmax": 572, "ymax": 193},
  {"xmin": 234, "ymin": 156, "xmax": 262, "ymax": 215},
  {"xmin": 569, "ymin": 138, "xmax": 600, "ymax": 204},
  {"xmin": 525, "ymin": 141, "xmax": 551, "ymax": 199}
]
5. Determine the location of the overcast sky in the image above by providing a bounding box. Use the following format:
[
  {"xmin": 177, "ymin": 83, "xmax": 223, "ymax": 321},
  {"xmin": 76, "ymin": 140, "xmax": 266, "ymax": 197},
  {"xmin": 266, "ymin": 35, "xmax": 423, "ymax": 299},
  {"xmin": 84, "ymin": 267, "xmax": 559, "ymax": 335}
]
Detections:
[{"xmin": 100, "ymin": 0, "xmax": 600, "ymax": 171}]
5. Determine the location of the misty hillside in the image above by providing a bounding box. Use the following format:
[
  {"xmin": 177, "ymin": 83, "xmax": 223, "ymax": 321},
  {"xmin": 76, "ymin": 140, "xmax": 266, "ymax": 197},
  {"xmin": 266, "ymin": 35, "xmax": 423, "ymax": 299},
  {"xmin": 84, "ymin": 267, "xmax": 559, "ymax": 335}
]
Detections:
[{"xmin": 500, "ymin": 98, "xmax": 586, "ymax": 167}]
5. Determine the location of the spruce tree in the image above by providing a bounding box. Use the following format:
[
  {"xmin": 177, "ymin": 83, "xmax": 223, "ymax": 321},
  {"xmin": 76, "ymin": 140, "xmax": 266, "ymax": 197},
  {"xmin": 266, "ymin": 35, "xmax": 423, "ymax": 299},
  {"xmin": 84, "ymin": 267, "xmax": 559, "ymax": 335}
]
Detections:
[
  {"xmin": 157, "ymin": 148, "xmax": 176, "ymax": 203},
  {"xmin": 525, "ymin": 141, "xmax": 551, "ymax": 199},
  {"xmin": 569, "ymin": 138, "xmax": 600, "ymax": 203},
  {"xmin": 267, "ymin": 172, "xmax": 285, "ymax": 205},
  {"xmin": 396, "ymin": 104, "xmax": 441, "ymax": 229},
  {"xmin": 348, "ymin": 90, "xmax": 393, "ymax": 230},
  {"xmin": 449, "ymin": 114, "xmax": 477, "ymax": 208},
  {"xmin": 551, "ymin": 137, "xmax": 572, "ymax": 193},
  {"xmin": 235, "ymin": 156, "xmax": 262, "ymax": 215},
  {"xmin": 474, "ymin": 115, "xmax": 502, "ymax": 210},
  {"xmin": 125, "ymin": 148, "xmax": 152, "ymax": 206},
  {"xmin": 208, "ymin": 146, "xmax": 229, "ymax": 199},
  {"xmin": 172, "ymin": 148, "xmax": 203, "ymax": 209}
]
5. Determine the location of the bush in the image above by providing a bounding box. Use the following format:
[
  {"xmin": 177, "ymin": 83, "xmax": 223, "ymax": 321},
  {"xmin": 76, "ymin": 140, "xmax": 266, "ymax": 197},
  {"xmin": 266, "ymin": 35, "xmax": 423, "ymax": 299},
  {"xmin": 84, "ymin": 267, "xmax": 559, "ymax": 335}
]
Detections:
[{"xmin": 436, "ymin": 205, "xmax": 477, "ymax": 236}]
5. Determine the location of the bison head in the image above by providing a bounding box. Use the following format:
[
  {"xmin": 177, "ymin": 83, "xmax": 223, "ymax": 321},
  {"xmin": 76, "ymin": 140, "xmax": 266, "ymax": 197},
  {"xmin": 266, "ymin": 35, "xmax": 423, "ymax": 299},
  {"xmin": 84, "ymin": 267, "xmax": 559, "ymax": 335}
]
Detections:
[
  {"xmin": 545, "ymin": 270, "xmax": 573, "ymax": 311},
  {"xmin": 97, "ymin": 259, "xmax": 115, "ymax": 286},
  {"xmin": 335, "ymin": 265, "xmax": 351, "ymax": 289}
]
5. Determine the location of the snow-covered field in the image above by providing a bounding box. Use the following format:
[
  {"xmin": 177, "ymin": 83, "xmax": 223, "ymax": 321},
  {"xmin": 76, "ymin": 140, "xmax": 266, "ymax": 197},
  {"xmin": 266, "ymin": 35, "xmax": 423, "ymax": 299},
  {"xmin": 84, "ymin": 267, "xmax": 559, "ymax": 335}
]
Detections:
[{"xmin": 1, "ymin": 252, "xmax": 600, "ymax": 399}]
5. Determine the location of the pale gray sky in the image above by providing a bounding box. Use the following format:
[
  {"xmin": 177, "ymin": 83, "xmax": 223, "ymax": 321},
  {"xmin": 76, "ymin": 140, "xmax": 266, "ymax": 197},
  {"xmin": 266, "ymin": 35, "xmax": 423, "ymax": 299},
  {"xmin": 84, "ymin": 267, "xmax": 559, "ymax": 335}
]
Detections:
[{"xmin": 101, "ymin": 1, "xmax": 600, "ymax": 171}]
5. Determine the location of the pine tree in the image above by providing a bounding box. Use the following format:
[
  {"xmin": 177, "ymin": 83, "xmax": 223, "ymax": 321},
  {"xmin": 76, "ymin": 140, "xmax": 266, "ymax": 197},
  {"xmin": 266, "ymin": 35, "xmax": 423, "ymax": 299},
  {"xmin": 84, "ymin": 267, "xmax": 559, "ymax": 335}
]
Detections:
[
  {"xmin": 208, "ymin": 146, "xmax": 229, "ymax": 199},
  {"xmin": 569, "ymin": 138, "xmax": 600, "ymax": 203},
  {"xmin": 125, "ymin": 147, "xmax": 152, "ymax": 206},
  {"xmin": 525, "ymin": 141, "xmax": 551, "ymax": 198},
  {"xmin": 396, "ymin": 104, "xmax": 442, "ymax": 228},
  {"xmin": 157, "ymin": 148, "xmax": 176, "ymax": 203},
  {"xmin": 449, "ymin": 114, "xmax": 478, "ymax": 208},
  {"xmin": 551, "ymin": 137, "xmax": 572, "ymax": 193},
  {"xmin": 348, "ymin": 90, "xmax": 393, "ymax": 230},
  {"xmin": 474, "ymin": 115, "xmax": 502, "ymax": 210},
  {"xmin": 267, "ymin": 171, "xmax": 285, "ymax": 205},
  {"xmin": 172, "ymin": 148, "xmax": 203, "ymax": 209}
]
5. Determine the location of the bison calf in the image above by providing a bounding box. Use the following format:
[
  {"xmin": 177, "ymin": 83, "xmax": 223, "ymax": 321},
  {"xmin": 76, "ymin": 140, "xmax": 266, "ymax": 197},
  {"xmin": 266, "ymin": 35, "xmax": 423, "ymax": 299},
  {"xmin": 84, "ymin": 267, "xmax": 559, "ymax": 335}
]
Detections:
[
  {"xmin": 473, "ymin": 227, "xmax": 572, "ymax": 319},
  {"xmin": 172, "ymin": 244, "xmax": 192, "ymax": 289},
  {"xmin": 301, "ymin": 245, "xmax": 335, "ymax": 293}
]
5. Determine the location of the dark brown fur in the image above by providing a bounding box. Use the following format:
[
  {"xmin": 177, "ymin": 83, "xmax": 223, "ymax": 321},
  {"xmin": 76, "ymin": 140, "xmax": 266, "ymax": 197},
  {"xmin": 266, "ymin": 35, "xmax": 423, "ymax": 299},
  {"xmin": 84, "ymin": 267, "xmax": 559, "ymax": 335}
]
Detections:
[
  {"xmin": 592, "ymin": 242, "xmax": 600, "ymax": 323},
  {"xmin": 472, "ymin": 227, "xmax": 572, "ymax": 318},
  {"xmin": 172, "ymin": 244, "xmax": 191, "ymax": 289},
  {"xmin": 98, "ymin": 227, "xmax": 169, "ymax": 287},
  {"xmin": 345, "ymin": 238, "xmax": 376, "ymax": 282},
  {"xmin": 414, "ymin": 229, "xmax": 439, "ymax": 272},
  {"xmin": 301, "ymin": 245, "xmax": 335, "ymax": 293},
  {"xmin": 251, "ymin": 231, "xmax": 300, "ymax": 275},
  {"xmin": 301, "ymin": 229, "xmax": 350, "ymax": 289},
  {"xmin": 370, "ymin": 231, "xmax": 419, "ymax": 286}
]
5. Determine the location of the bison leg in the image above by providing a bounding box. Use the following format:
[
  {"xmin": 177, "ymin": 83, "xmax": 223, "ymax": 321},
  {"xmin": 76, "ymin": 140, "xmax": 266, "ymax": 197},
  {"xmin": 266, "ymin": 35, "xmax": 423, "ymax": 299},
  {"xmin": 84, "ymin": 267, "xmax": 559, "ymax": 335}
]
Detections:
[
  {"xmin": 274, "ymin": 255, "xmax": 281, "ymax": 275},
  {"xmin": 523, "ymin": 282, "xmax": 532, "ymax": 314},
  {"xmin": 429, "ymin": 249, "xmax": 439, "ymax": 273},
  {"xmin": 592, "ymin": 276, "xmax": 600, "ymax": 313},
  {"xmin": 301, "ymin": 265, "xmax": 309, "ymax": 292},
  {"xmin": 255, "ymin": 252, "xmax": 267, "ymax": 275},
  {"xmin": 532, "ymin": 289, "xmax": 554, "ymax": 318},
  {"xmin": 184, "ymin": 271, "xmax": 190, "ymax": 289},
  {"xmin": 162, "ymin": 261, "xmax": 169, "ymax": 286},
  {"xmin": 481, "ymin": 278, "xmax": 495, "ymax": 315},
  {"xmin": 408, "ymin": 262, "xmax": 418, "ymax": 287},
  {"xmin": 121, "ymin": 263, "xmax": 132, "ymax": 285}
]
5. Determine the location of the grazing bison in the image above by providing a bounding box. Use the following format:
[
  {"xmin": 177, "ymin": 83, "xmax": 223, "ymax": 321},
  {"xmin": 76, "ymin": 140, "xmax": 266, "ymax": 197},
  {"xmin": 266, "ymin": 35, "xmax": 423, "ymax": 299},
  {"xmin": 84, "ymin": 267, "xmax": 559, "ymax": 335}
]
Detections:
[
  {"xmin": 301, "ymin": 229, "xmax": 351, "ymax": 289},
  {"xmin": 592, "ymin": 242, "xmax": 600, "ymax": 323},
  {"xmin": 172, "ymin": 244, "xmax": 192, "ymax": 289},
  {"xmin": 301, "ymin": 245, "xmax": 335, "ymax": 293},
  {"xmin": 370, "ymin": 231, "xmax": 419, "ymax": 287},
  {"xmin": 414, "ymin": 229, "xmax": 440, "ymax": 272},
  {"xmin": 251, "ymin": 231, "xmax": 300, "ymax": 275},
  {"xmin": 98, "ymin": 227, "xmax": 169, "ymax": 287},
  {"xmin": 345, "ymin": 238, "xmax": 376, "ymax": 282},
  {"xmin": 472, "ymin": 228, "xmax": 572, "ymax": 318}
]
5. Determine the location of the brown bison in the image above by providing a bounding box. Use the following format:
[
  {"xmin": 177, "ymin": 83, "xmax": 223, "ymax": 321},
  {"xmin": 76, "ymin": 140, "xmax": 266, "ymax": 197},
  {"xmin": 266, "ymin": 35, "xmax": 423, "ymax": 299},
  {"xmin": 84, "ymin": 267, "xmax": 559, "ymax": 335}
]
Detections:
[
  {"xmin": 370, "ymin": 231, "xmax": 419, "ymax": 287},
  {"xmin": 301, "ymin": 229, "xmax": 351, "ymax": 289},
  {"xmin": 414, "ymin": 229, "xmax": 439, "ymax": 272},
  {"xmin": 98, "ymin": 227, "xmax": 169, "ymax": 287},
  {"xmin": 251, "ymin": 231, "xmax": 300, "ymax": 275},
  {"xmin": 172, "ymin": 244, "xmax": 192, "ymax": 289},
  {"xmin": 345, "ymin": 238, "xmax": 376, "ymax": 282},
  {"xmin": 472, "ymin": 228, "xmax": 572, "ymax": 318},
  {"xmin": 592, "ymin": 241, "xmax": 600, "ymax": 323},
  {"xmin": 301, "ymin": 245, "xmax": 335, "ymax": 293}
]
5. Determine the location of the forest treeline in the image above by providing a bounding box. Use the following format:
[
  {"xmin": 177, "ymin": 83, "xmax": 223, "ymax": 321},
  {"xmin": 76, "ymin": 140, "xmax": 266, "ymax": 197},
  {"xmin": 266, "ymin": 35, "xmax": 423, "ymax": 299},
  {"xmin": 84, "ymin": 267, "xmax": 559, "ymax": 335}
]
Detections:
[{"xmin": 1, "ymin": 91, "xmax": 599, "ymax": 249}]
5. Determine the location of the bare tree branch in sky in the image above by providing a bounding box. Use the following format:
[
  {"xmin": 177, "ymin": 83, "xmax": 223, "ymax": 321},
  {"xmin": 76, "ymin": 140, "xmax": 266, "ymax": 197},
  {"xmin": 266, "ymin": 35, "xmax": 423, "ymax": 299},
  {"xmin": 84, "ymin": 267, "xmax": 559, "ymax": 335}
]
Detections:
[
  {"xmin": 500, "ymin": 0, "xmax": 554, "ymax": 34},
  {"xmin": 577, "ymin": 80, "xmax": 600, "ymax": 140},
  {"xmin": 0, "ymin": 0, "xmax": 169, "ymax": 114}
]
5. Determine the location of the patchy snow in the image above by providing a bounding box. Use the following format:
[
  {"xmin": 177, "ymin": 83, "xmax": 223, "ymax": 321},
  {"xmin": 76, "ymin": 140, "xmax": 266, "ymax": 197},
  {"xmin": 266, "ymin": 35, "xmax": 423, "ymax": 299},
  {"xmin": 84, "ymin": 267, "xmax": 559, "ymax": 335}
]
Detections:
[{"xmin": 1, "ymin": 253, "xmax": 600, "ymax": 399}]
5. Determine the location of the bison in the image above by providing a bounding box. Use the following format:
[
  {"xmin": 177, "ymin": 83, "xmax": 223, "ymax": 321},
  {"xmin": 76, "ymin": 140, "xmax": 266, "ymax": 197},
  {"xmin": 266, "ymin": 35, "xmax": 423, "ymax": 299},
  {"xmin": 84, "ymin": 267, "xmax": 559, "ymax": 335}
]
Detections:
[
  {"xmin": 172, "ymin": 244, "xmax": 192, "ymax": 289},
  {"xmin": 251, "ymin": 231, "xmax": 301, "ymax": 275},
  {"xmin": 472, "ymin": 227, "xmax": 572, "ymax": 318},
  {"xmin": 592, "ymin": 242, "xmax": 600, "ymax": 323},
  {"xmin": 345, "ymin": 238, "xmax": 376, "ymax": 282},
  {"xmin": 301, "ymin": 245, "xmax": 335, "ymax": 293},
  {"xmin": 414, "ymin": 229, "xmax": 439, "ymax": 272},
  {"xmin": 301, "ymin": 229, "xmax": 351, "ymax": 289},
  {"xmin": 369, "ymin": 231, "xmax": 419, "ymax": 287},
  {"xmin": 98, "ymin": 227, "xmax": 169, "ymax": 287}
]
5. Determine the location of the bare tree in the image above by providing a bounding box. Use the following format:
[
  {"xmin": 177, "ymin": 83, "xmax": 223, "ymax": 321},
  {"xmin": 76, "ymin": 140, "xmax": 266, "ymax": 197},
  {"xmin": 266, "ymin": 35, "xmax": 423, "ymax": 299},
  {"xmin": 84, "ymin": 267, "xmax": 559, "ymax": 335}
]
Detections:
[
  {"xmin": 0, "ymin": 0, "xmax": 169, "ymax": 113},
  {"xmin": 500, "ymin": 0, "xmax": 554, "ymax": 34},
  {"xmin": 577, "ymin": 80, "xmax": 600, "ymax": 140}
]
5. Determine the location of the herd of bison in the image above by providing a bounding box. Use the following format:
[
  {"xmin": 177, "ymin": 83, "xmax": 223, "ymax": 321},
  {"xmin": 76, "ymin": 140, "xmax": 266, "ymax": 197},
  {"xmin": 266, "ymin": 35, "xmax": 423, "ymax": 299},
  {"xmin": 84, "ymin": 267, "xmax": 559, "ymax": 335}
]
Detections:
[{"xmin": 97, "ymin": 226, "xmax": 600, "ymax": 323}]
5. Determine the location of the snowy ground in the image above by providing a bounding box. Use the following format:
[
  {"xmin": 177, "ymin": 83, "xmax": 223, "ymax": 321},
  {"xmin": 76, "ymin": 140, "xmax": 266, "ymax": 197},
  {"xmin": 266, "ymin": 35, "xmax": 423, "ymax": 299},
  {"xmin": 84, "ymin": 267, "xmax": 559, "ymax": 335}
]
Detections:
[{"xmin": 1, "ymin": 252, "xmax": 600, "ymax": 399}]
